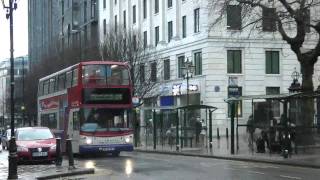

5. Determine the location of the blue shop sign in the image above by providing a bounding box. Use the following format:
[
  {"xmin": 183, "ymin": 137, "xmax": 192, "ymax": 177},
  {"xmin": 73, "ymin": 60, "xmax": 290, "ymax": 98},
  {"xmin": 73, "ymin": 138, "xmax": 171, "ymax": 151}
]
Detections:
[{"xmin": 160, "ymin": 96, "xmax": 174, "ymax": 106}]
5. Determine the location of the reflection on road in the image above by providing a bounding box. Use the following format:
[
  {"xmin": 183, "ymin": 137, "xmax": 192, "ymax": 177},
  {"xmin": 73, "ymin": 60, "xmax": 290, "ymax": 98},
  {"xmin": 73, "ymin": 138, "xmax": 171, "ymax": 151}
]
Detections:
[{"xmin": 125, "ymin": 159, "xmax": 133, "ymax": 176}]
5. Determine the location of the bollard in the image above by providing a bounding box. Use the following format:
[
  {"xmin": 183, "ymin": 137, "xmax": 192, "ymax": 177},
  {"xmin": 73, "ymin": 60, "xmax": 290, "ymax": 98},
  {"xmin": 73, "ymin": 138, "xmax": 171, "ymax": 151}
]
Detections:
[
  {"xmin": 66, "ymin": 139, "xmax": 75, "ymax": 169},
  {"xmin": 55, "ymin": 138, "xmax": 62, "ymax": 166},
  {"xmin": 217, "ymin": 128, "xmax": 220, "ymax": 139},
  {"xmin": 226, "ymin": 128, "xmax": 229, "ymax": 139}
]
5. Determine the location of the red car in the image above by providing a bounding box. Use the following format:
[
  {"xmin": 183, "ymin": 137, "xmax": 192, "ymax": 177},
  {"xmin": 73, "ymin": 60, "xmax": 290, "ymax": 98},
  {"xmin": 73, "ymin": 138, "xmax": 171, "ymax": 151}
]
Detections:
[{"xmin": 16, "ymin": 127, "xmax": 56, "ymax": 163}]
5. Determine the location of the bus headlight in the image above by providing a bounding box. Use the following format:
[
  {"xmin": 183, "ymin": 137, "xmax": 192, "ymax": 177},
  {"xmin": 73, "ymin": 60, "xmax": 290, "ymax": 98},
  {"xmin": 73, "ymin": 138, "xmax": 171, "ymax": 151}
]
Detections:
[
  {"xmin": 125, "ymin": 137, "xmax": 130, "ymax": 143},
  {"xmin": 86, "ymin": 137, "xmax": 93, "ymax": 145}
]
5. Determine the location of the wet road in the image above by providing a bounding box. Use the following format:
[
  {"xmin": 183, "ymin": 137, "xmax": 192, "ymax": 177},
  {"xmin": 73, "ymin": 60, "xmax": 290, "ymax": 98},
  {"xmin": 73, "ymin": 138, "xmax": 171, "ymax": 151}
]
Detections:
[{"xmin": 1, "ymin": 150, "xmax": 320, "ymax": 179}]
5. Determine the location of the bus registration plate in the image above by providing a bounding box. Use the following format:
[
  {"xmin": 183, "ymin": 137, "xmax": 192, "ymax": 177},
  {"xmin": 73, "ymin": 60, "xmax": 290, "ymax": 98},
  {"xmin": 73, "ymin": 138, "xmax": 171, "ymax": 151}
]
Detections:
[
  {"xmin": 99, "ymin": 147, "xmax": 114, "ymax": 151},
  {"xmin": 32, "ymin": 152, "xmax": 48, "ymax": 157}
]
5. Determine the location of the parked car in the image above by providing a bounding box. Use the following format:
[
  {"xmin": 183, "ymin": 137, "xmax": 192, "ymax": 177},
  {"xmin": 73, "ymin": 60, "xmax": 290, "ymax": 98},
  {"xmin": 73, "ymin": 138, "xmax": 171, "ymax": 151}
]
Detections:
[
  {"xmin": 15, "ymin": 127, "xmax": 56, "ymax": 163},
  {"xmin": 1, "ymin": 129, "xmax": 11, "ymax": 150}
]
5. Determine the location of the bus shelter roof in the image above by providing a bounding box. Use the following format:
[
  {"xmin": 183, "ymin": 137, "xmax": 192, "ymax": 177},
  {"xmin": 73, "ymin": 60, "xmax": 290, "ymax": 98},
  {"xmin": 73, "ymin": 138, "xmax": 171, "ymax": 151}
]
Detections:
[
  {"xmin": 176, "ymin": 104, "xmax": 217, "ymax": 111},
  {"xmin": 225, "ymin": 92, "xmax": 301, "ymax": 102}
]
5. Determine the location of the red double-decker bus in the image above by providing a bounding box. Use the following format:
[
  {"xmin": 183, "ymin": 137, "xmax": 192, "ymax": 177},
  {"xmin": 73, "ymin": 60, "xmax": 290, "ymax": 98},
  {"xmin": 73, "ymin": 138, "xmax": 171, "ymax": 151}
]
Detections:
[{"xmin": 37, "ymin": 61, "xmax": 133, "ymax": 156}]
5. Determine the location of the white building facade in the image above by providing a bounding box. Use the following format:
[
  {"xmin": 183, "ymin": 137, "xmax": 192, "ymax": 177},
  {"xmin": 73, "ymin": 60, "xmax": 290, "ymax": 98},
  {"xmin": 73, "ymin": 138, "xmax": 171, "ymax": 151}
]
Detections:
[{"xmin": 98, "ymin": 0, "xmax": 320, "ymax": 132}]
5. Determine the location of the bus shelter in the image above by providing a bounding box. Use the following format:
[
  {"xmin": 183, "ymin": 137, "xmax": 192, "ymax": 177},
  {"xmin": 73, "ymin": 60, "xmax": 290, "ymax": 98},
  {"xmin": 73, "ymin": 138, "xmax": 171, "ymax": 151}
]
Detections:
[
  {"xmin": 139, "ymin": 105, "xmax": 217, "ymax": 151},
  {"xmin": 176, "ymin": 105, "xmax": 217, "ymax": 150},
  {"xmin": 226, "ymin": 91, "xmax": 320, "ymax": 155}
]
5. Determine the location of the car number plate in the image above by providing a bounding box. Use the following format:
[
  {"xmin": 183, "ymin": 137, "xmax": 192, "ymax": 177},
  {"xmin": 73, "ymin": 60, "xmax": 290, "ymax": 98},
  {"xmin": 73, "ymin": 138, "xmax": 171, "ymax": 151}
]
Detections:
[
  {"xmin": 98, "ymin": 147, "xmax": 114, "ymax": 151},
  {"xmin": 32, "ymin": 152, "xmax": 48, "ymax": 157}
]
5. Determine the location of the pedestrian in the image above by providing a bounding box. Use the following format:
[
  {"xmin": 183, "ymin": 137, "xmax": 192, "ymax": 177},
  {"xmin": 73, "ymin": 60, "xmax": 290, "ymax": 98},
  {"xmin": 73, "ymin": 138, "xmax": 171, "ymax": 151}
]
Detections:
[{"xmin": 195, "ymin": 118, "xmax": 202, "ymax": 145}]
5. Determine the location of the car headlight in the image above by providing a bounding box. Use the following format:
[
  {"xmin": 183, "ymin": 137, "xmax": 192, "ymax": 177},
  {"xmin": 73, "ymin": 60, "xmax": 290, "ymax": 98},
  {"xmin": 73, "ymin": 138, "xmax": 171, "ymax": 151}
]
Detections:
[
  {"xmin": 86, "ymin": 137, "xmax": 92, "ymax": 145},
  {"xmin": 50, "ymin": 145, "xmax": 56, "ymax": 151},
  {"xmin": 17, "ymin": 146, "xmax": 28, "ymax": 152},
  {"xmin": 125, "ymin": 137, "xmax": 130, "ymax": 143}
]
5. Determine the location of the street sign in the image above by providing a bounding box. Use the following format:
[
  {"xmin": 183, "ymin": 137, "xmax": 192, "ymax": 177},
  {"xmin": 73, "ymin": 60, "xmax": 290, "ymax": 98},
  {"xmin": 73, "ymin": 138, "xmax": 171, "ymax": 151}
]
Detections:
[{"xmin": 228, "ymin": 86, "xmax": 241, "ymax": 97}]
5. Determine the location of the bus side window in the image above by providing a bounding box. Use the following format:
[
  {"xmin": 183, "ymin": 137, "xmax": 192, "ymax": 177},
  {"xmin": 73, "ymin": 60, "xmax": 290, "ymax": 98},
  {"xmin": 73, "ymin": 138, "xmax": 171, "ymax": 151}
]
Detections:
[
  {"xmin": 49, "ymin": 77, "xmax": 56, "ymax": 94},
  {"xmin": 58, "ymin": 73, "xmax": 66, "ymax": 91},
  {"xmin": 43, "ymin": 80, "xmax": 49, "ymax": 95},
  {"xmin": 72, "ymin": 68, "xmax": 78, "ymax": 87},
  {"xmin": 66, "ymin": 71, "xmax": 72, "ymax": 88},
  {"xmin": 38, "ymin": 81, "xmax": 44, "ymax": 96}
]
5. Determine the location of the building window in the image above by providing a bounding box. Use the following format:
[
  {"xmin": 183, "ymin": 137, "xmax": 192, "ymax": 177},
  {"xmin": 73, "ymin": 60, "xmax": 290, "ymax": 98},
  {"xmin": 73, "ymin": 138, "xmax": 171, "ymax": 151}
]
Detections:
[
  {"xmin": 90, "ymin": 0, "xmax": 96, "ymax": 19},
  {"xmin": 103, "ymin": 19, "xmax": 106, "ymax": 35},
  {"xmin": 155, "ymin": 0, "xmax": 159, "ymax": 14},
  {"xmin": 266, "ymin": 87, "xmax": 280, "ymax": 117},
  {"xmin": 168, "ymin": 21, "xmax": 173, "ymax": 42},
  {"xmin": 133, "ymin": 34, "xmax": 137, "ymax": 50},
  {"xmin": 61, "ymin": 0, "xmax": 64, "ymax": 15},
  {"xmin": 262, "ymin": 7, "xmax": 276, "ymax": 32},
  {"xmin": 194, "ymin": 52, "xmax": 202, "ymax": 75},
  {"xmin": 228, "ymin": 87, "xmax": 242, "ymax": 117},
  {"xmin": 114, "ymin": 15, "xmax": 118, "ymax": 32},
  {"xmin": 84, "ymin": 1, "xmax": 87, "ymax": 22},
  {"xmin": 155, "ymin": 26, "xmax": 159, "ymax": 46},
  {"xmin": 114, "ymin": 0, "xmax": 117, "ymax": 4},
  {"xmin": 114, "ymin": 15, "xmax": 117, "ymax": 32},
  {"xmin": 164, "ymin": 59, "xmax": 170, "ymax": 80},
  {"xmin": 123, "ymin": 10, "xmax": 126, "ymax": 29},
  {"xmin": 227, "ymin": 5, "xmax": 241, "ymax": 30},
  {"xmin": 143, "ymin": 31, "xmax": 147, "ymax": 49},
  {"xmin": 178, "ymin": 55, "xmax": 185, "ymax": 78},
  {"xmin": 182, "ymin": 16, "xmax": 186, "ymax": 38},
  {"xmin": 103, "ymin": 0, "xmax": 106, "ymax": 9},
  {"xmin": 140, "ymin": 64, "xmax": 145, "ymax": 83},
  {"xmin": 143, "ymin": 0, "xmax": 147, "ymax": 19},
  {"xmin": 168, "ymin": 0, "xmax": 172, "ymax": 8},
  {"xmin": 133, "ymin": 5, "xmax": 136, "ymax": 24},
  {"xmin": 194, "ymin": 8, "xmax": 200, "ymax": 33},
  {"xmin": 227, "ymin": 50, "xmax": 242, "ymax": 74},
  {"xmin": 266, "ymin": 51, "xmax": 279, "ymax": 74},
  {"xmin": 151, "ymin": 62, "xmax": 157, "ymax": 82}
]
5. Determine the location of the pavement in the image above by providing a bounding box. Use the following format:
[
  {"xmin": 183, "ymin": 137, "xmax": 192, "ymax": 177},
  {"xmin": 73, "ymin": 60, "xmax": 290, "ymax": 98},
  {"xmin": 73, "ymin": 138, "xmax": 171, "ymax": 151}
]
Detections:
[
  {"xmin": 0, "ymin": 150, "xmax": 95, "ymax": 180},
  {"xmin": 135, "ymin": 135, "xmax": 320, "ymax": 169}
]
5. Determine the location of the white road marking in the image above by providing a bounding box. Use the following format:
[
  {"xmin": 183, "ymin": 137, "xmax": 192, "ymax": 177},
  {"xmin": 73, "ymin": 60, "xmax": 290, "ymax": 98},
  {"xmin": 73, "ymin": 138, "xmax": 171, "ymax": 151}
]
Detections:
[
  {"xmin": 279, "ymin": 175, "xmax": 302, "ymax": 179},
  {"xmin": 248, "ymin": 171, "xmax": 265, "ymax": 175}
]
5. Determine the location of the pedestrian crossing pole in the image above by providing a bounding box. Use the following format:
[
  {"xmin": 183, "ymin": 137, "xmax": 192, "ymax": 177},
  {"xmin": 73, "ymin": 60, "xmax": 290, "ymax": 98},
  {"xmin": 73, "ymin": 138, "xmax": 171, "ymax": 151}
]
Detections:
[{"xmin": 2, "ymin": 0, "xmax": 18, "ymax": 179}]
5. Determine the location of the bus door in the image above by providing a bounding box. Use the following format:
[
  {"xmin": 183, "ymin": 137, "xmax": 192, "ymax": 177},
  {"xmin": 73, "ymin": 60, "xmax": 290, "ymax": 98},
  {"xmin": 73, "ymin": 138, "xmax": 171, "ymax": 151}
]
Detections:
[{"xmin": 68, "ymin": 108, "xmax": 80, "ymax": 153}]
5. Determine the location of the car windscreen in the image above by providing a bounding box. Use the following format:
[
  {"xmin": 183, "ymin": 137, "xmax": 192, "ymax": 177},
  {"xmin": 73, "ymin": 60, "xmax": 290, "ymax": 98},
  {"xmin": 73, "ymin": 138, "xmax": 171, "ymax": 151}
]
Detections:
[{"xmin": 17, "ymin": 129, "xmax": 54, "ymax": 141}]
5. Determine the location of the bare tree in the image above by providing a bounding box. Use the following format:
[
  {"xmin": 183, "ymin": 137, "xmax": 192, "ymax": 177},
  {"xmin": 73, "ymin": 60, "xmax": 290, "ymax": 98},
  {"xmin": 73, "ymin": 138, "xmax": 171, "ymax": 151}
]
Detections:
[
  {"xmin": 209, "ymin": 0, "xmax": 320, "ymax": 144},
  {"xmin": 25, "ymin": 38, "xmax": 100, "ymax": 125},
  {"xmin": 99, "ymin": 27, "xmax": 161, "ymax": 106}
]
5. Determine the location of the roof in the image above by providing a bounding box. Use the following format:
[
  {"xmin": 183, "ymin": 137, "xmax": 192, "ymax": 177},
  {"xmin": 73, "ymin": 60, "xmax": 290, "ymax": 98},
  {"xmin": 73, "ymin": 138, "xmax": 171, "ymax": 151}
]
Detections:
[
  {"xmin": 225, "ymin": 91, "xmax": 320, "ymax": 102},
  {"xmin": 176, "ymin": 104, "xmax": 218, "ymax": 110}
]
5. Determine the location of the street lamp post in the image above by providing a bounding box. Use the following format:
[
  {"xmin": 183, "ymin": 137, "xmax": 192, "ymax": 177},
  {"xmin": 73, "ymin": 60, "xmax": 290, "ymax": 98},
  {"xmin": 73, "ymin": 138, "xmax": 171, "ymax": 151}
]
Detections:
[
  {"xmin": 3, "ymin": 0, "xmax": 18, "ymax": 179},
  {"xmin": 181, "ymin": 58, "xmax": 195, "ymax": 147}
]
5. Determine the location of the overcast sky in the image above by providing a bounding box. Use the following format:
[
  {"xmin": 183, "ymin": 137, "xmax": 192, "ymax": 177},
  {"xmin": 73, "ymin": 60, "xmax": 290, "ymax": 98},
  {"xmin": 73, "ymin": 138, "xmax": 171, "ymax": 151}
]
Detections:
[{"xmin": 0, "ymin": 0, "xmax": 28, "ymax": 60}]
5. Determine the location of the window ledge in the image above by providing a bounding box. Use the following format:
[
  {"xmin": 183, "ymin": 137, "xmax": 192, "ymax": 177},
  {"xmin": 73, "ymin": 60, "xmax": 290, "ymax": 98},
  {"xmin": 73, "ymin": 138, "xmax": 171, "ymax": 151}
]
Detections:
[
  {"xmin": 227, "ymin": 73, "xmax": 243, "ymax": 76},
  {"xmin": 226, "ymin": 28, "xmax": 242, "ymax": 32},
  {"xmin": 265, "ymin": 74, "xmax": 281, "ymax": 76}
]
